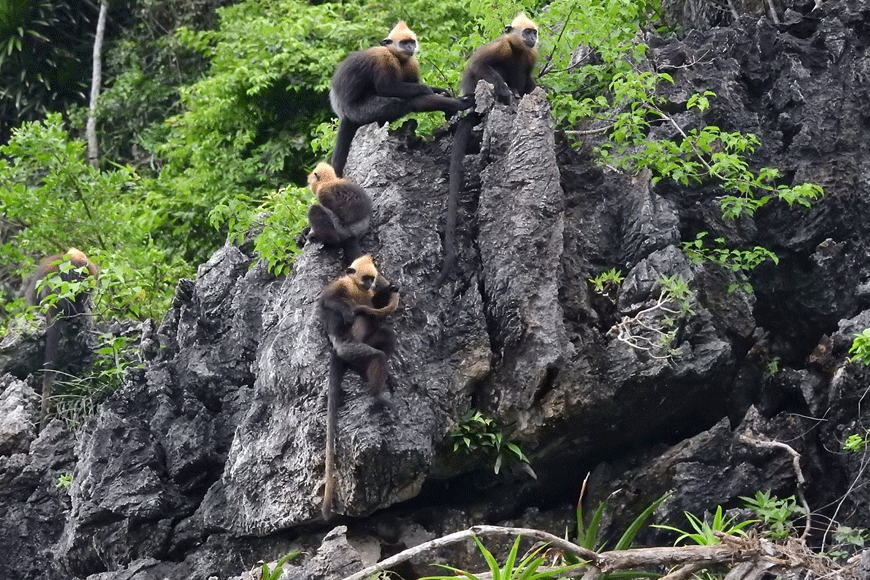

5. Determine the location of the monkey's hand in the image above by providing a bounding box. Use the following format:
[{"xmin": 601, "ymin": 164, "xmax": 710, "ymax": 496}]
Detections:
[
  {"xmin": 430, "ymin": 86, "xmax": 451, "ymax": 96},
  {"xmin": 295, "ymin": 226, "xmax": 311, "ymax": 248},
  {"xmin": 494, "ymin": 82, "xmax": 512, "ymax": 105}
]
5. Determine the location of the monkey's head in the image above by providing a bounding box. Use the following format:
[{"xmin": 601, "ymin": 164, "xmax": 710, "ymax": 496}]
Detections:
[
  {"xmin": 382, "ymin": 21, "xmax": 418, "ymax": 58},
  {"xmin": 506, "ymin": 13, "xmax": 538, "ymax": 48},
  {"xmin": 346, "ymin": 254, "xmax": 381, "ymax": 293},
  {"xmin": 308, "ymin": 162, "xmax": 338, "ymax": 194},
  {"xmin": 64, "ymin": 247, "xmax": 98, "ymax": 278}
]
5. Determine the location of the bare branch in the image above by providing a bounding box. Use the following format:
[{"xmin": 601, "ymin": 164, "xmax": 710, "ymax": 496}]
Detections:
[
  {"xmin": 340, "ymin": 526, "xmax": 852, "ymax": 580},
  {"xmin": 738, "ymin": 434, "xmax": 812, "ymax": 539},
  {"xmin": 340, "ymin": 525, "xmax": 597, "ymax": 580}
]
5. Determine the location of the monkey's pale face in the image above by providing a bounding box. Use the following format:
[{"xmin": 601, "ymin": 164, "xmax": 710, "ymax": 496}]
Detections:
[
  {"xmin": 507, "ymin": 14, "xmax": 538, "ymax": 48},
  {"xmin": 347, "ymin": 255, "xmax": 381, "ymax": 292},
  {"xmin": 506, "ymin": 26, "xmax": 537, "ymax": 48},
  {"xmin": 521, "ymin": 27, "xmax": 538, "ymax": 48},
  {"xmin": 383, "ymin": 35, "xmax": 418, "ymax": 57}
]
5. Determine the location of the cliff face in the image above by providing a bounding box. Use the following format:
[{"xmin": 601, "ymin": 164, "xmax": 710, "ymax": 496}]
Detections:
[{"xmin": 2, "ymin": 1, "xmax": 870, "ymax": 578}]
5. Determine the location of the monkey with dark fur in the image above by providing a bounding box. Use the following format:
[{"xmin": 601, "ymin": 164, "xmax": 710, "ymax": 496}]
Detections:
[
  {"xmin": 438, "ymin": 13, "xmax": 539, "ymax": 285},
  {"xmin": 22, "ymin": 248, "xmax": 98, "ymax": 428},
  {"xmin": 329, "ymin": 21, "xmax": 472, "ymax": 177},
  {"xmin": 302, "ymin": 161, "xmax": 372, "ymax": 264},
  {"xmin": 319, "ymin": 254, "xmax": 399, "ymax": 519}
]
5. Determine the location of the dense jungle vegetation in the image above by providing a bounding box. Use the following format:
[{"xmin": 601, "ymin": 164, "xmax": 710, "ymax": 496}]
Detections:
[
  {"xmin": 2, "ymin": 0, "xmax": 648, "ymax": 322},
  {"xmin": 6, "ymin": 2, "xmax": 867, "ymax": 577},
  {"xmin": 2, "ymin": 0, "xmax": 820, "ymax": 327}
]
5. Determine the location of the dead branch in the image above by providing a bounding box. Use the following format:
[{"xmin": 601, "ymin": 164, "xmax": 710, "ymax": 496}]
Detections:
[
  {"xmin": 339, "ymin": 525, "xmax": 853, "ymax": 580},
  {"xmin": 340, "ymin": 525, "xmax": 597, "ymax": 580},
  {"xmin": 738, "ymin": 434, "xmax": 812, "ymax": 539}
]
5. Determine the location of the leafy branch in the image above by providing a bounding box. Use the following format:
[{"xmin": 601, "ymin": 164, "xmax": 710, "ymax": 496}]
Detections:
[
  {"xmin": 594, "ymin": 70, "xmax": 823, "ymax": 220},
  {"xmin": 682, "ymin": 231, "xmax": 778, "ymax": 293}
]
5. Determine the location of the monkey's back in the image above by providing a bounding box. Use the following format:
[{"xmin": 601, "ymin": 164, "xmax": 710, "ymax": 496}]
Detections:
[{"xmin": 317, "ymin": 181, "xmax": 372, "ymax": 225}]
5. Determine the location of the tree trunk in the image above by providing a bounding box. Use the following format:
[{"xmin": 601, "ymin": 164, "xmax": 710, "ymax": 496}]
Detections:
[{"xmin": 86, "ymin": 0, "xmax": 108, "ymax": 169}]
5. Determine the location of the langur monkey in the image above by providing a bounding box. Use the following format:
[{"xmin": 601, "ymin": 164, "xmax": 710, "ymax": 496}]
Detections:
[
  {"xmin": 319, "ymin": 254, "xmax": 400, "ymax": 519},
  {"xmin": 305, "ymin": 161, "xmax": 372, "ymax": 263},
  {"xmin": 329, "ymin": 21, "xmax": 472, "ymax": 177},
  {"xmin": 22, "ymin": 248, "xmax": 97, "ymax": 428},
  {"xmin": 438, "ymin": 14, "xmax": 539, "ymax": 285}
]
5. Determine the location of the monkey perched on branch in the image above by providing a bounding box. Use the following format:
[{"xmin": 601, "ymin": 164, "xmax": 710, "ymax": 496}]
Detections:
[
  {"xmin": 438, "ymin": 14, "xmax": 539, "ymax": 285},
  {"xmin": 22, "ymin": 248, "xmax": 98, "ymax": 427},
  {"xmin": 319, "ymin": 254, "xmax": 399, "ymax": 519},
  {"xmin": 329, "ymin": 21, "xmax": 472, "ymax": 177}
]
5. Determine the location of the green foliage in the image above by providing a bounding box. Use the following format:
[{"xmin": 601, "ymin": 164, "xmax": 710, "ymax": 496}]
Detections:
[
  {"xmin": 848, "ymin": 329, "xmax": 870, "ymax": 365},
  {"xmin": 741, "ymin": 491, "xmax": 806, "ymax": 540},
  {"xmin": 573, "ymin": 490, "xmax": 669, "ymax": 554},
  {"xmin": 92, "ymin": 0, "xmax": 226, "ymax": 167},
  {"xmin": 421, "ymin": 534, "xmax": 581, "ymax": 580},
  {"xmin": 0, "ymin": 0, "xmax": 99, "ymax": 138},
  {"xmin": 827, "ymin": 526, "xmax": 867, "ymax": 561},
  {"xmin": 843, "ymin": 430, "xmax": 869, "ymax": 453},
  {"xmin": 210, "ymin": 184, "xmax": 313, "ymax": 276},
  {"xmin": 450, "ymin": 410, "xmax": 536, "ymax": 479},
  {"xmin": 55, "ymin": 473, "xmax": 73, "ymax": 490},
  {"xmin": 653, "ymin": 505, "xmax": 756, "ymax": 545},
  {"xmin": 260, "ymin": 552, "xmax": 300, "ymax": 580},
  {"xmin": 590, "ymin": 72, "xmax": 824, "ymax": 221},
  {"xmin": 0, "ymin": 114, "xmax": 188, "ymax": 321},
  {"xmin": 589, "ymin": 268, "xmax": 625, "ymax": 299},
  {"xmin": 557, "ymin": 489, "xmax": 666, "ymax": 579},
  {"xmin": 538, "ymin": 0, "xmax": 660, "ymax": 119},
  {"xmin": 51, "ymin": 333, "xmax": 141, "ymax": 428},
  {"xmin": 682, "ymin": 231, "xmax": 779, "ymax": 293}
]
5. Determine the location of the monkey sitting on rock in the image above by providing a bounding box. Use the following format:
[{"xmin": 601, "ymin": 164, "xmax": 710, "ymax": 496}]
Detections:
[
  {"xmin": 438, "ymin": 13, "xmax": 540, "ymax": 285},
  {"xmin": 329, "ymin": 21, "xmax": 472, "ymax": 177},
  {"xmin": 302, "ymin": 161, "xmax": 372, "ymax": 264},
  {"xmin": 319, "ymin": 254, "xmax": 399, "ymax": 519}
]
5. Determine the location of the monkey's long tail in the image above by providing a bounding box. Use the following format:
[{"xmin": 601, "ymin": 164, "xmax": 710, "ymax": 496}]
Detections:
[
  {"xmin": 331, "ymin": 119, "xmax": 361, "ymax": 178},
  {"xmin": 40, "ymin": 318, "xmax": 61, "ymax": 430},
  {"xmin": 322, "ymin": 351, "xmax": 344, "ymax": 520},
  {"xmin": 437, "ymin": 111, "xmax": 481, "ymax": 286}
]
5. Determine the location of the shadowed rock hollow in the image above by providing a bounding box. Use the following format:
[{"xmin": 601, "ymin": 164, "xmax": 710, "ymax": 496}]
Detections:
[{"xmin": 2, "ymin": 1, "xmax": 870, "ymax": 578}]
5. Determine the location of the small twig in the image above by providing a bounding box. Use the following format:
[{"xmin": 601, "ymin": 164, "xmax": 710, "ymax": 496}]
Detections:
[
  {"xmin": 564, "ymin": 125, "xmax": 612, "ymax": 136},
  {"xmin": 539, "ymin": 4, "xmax": 578, "ymax": 77},
  {"xmin": 725, "ymin": 0, "xmax": 740, "ymax": 21}
]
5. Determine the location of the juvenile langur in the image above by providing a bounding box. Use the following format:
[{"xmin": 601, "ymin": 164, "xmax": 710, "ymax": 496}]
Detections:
[
  {"xmin": 329, "ymin": 21, "xmax": 472, "ymax": 177},
  {"xmin": 305, "ymin": 161, "xmax": 372, "ymax": 263},
  {"xmin": 438, "ymin": 13, "xmax": 539, "ymax": 284},
  {"xmin": 22, "ymin": 248, "xmax": 98, "ymax": 427},
  {"xmin": 319, "ymin": 254, "xmax": 400, "ymax": 519}
]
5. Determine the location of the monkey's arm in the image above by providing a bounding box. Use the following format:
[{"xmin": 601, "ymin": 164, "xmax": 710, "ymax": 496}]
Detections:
[
  {"xmin": 374, "ymin": 78, "xmax": 434, "ymax": 99},
  {"xmin": 468, "ymin": 65, "xmax": 512, "ymax": 103},
  {"xmin": 355, "ymin": 289, "xmax": 399, "ymax": 316}
]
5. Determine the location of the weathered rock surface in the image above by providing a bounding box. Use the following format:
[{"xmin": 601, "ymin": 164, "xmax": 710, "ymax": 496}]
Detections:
[{"xmin": 2, "ymin": 1, "xmax": 870, "ymax": 578}]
